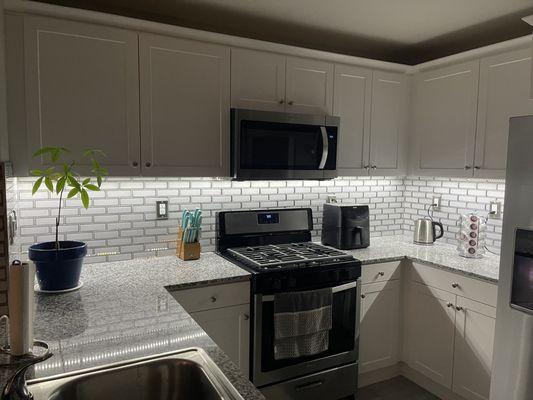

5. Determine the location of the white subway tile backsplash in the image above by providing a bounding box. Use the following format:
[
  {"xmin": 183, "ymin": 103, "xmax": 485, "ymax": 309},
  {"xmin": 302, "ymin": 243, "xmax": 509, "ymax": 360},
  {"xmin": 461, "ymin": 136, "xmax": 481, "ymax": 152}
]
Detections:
[{"xmin": 7, "ymin": 175, "xmax": 505, "ymax": 262}]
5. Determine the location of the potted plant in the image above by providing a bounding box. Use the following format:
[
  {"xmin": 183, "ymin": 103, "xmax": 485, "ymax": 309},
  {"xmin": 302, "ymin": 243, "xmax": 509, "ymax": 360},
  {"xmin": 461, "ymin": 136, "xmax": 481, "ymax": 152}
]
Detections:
[{"xmin": 28, "ymin": 147, "xmax": 107, "ymax": 292}]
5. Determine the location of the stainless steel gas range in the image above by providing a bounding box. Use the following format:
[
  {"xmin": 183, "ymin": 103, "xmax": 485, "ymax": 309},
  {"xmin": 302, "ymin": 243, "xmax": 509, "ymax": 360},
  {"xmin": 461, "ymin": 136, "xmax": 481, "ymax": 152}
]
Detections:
[{"xmin": 216, "ymin": 208, "xmax": 361, "ymax": 400}]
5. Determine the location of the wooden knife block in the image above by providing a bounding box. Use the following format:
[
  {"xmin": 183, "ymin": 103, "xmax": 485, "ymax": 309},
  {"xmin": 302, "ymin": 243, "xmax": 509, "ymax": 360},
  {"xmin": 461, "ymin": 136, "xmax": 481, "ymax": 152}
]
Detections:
[{"xmin": 177, "ymin": 227, "xmax": 201, "ymax": 261}]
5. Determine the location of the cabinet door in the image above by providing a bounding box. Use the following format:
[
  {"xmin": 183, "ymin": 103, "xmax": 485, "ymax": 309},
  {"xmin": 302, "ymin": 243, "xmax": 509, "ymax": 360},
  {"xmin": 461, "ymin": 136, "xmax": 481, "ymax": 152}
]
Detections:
[
  {"xmin": 333, "ymin": 64, "xmax": 372, "ymax": 175},
  {"xmin": 412, "ymin": 61, "xmax": 479, "ymax": 177},
  {"xmin": 359, "ymin": 280, "xmax": 401, "ymax": 373},
  {"xmin": 453, "ymin": 297, "xmax": 496, "ymax": 400},
  {"xmin": 139, "ymin": 34, "xmax": 230, "ymax": 176},
  {"xmin": 24, "ymin": 16, "xmax": 141, "ymax": 175},
  {"xmin": 285, "ymin": 56, "xmax": 333, "ymax": 115},
  {"xmin": 231, "ymin": 48, "xmax": 286, "ymax": 111},
  {"xmin": 369, "ymin": 71, "xmax": 407, "ymax": 175},
  {"xmin": 191, "ymin": 304, "xmax": 250, "ymax": 377},
  {"xmin": 407, "ymin": 282, "xmax": 456, "ymax": 388},
  {"xmin": 475, "ymin": 48, "xmax": 533, "ymax": 178}
]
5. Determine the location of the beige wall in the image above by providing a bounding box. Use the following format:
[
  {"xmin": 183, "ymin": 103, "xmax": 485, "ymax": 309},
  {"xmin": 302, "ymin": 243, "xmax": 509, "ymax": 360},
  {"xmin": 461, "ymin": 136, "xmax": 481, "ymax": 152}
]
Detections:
[{"xmin": 0, "ymin": 0, "xmax": 9, "ymax": 162}]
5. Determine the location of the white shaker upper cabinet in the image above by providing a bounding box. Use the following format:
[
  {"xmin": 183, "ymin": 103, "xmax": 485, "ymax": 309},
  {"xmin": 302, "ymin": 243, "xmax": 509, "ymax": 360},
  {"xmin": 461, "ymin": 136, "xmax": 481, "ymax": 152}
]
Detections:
[
  {"xmin": 139, "ymin": 34, "xmax": 230, "ymax": 176},
  {"xmin": 231, "ymin": 48, "xmax": 286, "ymax": 112},
  {"xmin": 369, "ymin": 71, "xmax": 407, "ymax": 175},
  {"xmin": 23, "ymin": 16, "xmax": 141, "ymax": 175},
  {"xmin": 475, "ymin": 48, "xmax": 533, "ymax": 179},
  {"xmin": 333, "ymin": 65, "xmax": 372, "ymax": 175},
  {"xmin": 285, "ymin": 56, "xmax": 334, "ymax": 115},
  {"xmin": 412, "ymin": 61, "xmax": 479, "ymax": 177}
]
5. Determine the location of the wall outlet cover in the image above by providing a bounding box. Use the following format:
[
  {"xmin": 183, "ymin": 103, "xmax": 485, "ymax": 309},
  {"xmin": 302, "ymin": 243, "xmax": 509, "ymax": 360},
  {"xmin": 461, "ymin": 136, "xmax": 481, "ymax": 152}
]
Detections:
[
  {"xmin": 489, "ymin": 201, "xmax": 502, "ymax": 219},
  {"xmin": 432, "ymin": 196, "xmax": 441, "ymax": 211},
  {"xmin": 156, "ymin": 200, "xmax": 169, "ymax": 220}
]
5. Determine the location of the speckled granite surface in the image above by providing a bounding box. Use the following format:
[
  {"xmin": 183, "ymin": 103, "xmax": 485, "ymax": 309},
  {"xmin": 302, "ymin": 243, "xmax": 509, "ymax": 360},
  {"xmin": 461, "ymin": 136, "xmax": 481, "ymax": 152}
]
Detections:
[
  {"xmin": 348, "ymin": 235, "xmax": 500, "ymax": 283},
  {"xmin": 0, "ymin": 254, "xmax": 262, "ymax": 399}
]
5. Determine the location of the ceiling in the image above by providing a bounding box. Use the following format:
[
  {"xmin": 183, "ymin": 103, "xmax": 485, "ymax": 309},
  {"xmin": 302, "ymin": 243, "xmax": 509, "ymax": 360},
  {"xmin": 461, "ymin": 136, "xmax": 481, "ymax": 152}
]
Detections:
[{"xmin": 37, "ymin": 0, "xmax": 533, "ymax": 64}]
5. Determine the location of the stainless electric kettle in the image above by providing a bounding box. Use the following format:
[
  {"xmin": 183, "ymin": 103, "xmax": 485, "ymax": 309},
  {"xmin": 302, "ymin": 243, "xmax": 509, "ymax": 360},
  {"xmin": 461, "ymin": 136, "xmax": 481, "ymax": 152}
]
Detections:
[{"xmin": 413, "ymin": 218, "xmax": 444, "ymax": 245}]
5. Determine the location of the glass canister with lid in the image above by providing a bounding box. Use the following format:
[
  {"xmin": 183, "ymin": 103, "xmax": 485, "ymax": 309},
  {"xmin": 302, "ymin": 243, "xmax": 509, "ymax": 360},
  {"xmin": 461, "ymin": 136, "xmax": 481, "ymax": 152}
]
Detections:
[{"xmin": 457, "ymin": 212, "xmax": 487, "ymax": 258}]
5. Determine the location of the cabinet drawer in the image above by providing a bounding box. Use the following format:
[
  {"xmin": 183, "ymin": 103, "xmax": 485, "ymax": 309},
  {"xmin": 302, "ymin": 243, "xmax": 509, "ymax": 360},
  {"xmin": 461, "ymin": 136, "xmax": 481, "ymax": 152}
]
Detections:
[
  {"xmin": 170, "ymin": 281, "xmax": 250, "ymax": 313},
  {"xmin": 411, "ymin": 262, "xmax": 497, "ymax": 307},
  {"xmin": 361, "ymin": 261, "xmax": 401, "ymax": 284}
]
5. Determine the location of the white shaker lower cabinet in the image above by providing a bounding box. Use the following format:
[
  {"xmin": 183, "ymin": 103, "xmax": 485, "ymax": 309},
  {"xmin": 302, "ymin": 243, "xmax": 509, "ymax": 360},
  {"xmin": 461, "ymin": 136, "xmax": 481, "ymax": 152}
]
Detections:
[
  {"xmin": 406, "ymin": 282, "xmax": 457, "ymax": 388},
  {"xmin": 21, "ymin": 15, "xmax": 141, "ymax": 175},
  {"xmin": 452, "ymin": 297, "xmax": 496, "ymax": 400},
  {"xmin": 359, "ymin": 280, "xmax": 401, "ymax": 373},
  {"xmin": 139, "ymin": 33, "xmax": 230, "ymax": 176},
  {"xmin": 170, "ymin": 281, "xmax": 250, "ymax": 377},
  {"xmin": 190, "ymin": 304, "xmax": 251, "ymax": 378}
]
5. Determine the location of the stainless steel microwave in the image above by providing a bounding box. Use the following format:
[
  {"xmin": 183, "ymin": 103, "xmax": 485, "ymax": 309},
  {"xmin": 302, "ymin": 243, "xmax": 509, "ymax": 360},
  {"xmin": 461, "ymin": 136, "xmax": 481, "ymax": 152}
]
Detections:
[{"xmin": 230, "ymin": 109, "xmax": 340, "ymax": 180}]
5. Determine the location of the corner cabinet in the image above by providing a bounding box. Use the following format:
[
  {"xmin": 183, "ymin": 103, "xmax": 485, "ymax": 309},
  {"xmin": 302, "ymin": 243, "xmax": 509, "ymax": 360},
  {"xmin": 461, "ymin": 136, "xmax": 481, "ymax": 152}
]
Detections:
[
  {"xmin": 139, "ymin": 34, "xmax": 230, "ymax": 176},
  {"xmin": 22, "ymin": 16, "xmax": 141, "ymax": 175},
  {"xmin": 411, "ymin": 61, "xmax": 480, "ymax": 177}
]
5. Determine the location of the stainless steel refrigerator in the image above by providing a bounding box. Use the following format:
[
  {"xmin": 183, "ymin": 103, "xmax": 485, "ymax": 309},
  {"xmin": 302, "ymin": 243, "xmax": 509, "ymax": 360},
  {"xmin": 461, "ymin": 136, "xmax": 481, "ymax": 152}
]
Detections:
[{"xmin": 491, "ymin": 115, "xmax": 533, "ymax": 399}]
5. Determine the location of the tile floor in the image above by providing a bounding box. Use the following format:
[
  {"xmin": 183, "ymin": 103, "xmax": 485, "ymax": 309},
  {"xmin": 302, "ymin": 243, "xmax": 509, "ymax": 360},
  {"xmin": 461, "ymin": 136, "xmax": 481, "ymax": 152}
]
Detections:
[{"xmin": 358, "ymin": 376, "xmax": 441, "ymax": 400}]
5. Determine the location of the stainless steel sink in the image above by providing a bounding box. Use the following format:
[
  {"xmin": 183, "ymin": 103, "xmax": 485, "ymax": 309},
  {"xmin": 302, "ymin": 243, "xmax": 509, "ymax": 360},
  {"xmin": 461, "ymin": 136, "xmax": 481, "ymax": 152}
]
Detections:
[{"xmin": 27, "ymin": 348, "xmax": 244, "ymax": 400}]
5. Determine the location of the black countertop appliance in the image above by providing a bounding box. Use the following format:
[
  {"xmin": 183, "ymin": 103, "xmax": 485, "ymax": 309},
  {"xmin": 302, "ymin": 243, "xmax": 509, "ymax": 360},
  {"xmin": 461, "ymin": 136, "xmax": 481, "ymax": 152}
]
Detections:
[{"xmin": 321, "ymin": 204, "xmax": 370, "ymax": 250}]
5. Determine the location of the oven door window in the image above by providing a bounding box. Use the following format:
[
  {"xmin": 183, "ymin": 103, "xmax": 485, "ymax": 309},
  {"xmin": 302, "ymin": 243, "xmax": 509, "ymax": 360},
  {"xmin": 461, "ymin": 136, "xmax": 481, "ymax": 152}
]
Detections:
[
  {"xmin": 260, "ymin": 287, "xmax": 356, "ymax": 372},
  {"xmin": 240, "ymin": 120, "xmax": 337, "ymax": 170},
  {"xmin": 511, "ymin": 228, "xmax": 533, "ymax": 313}
]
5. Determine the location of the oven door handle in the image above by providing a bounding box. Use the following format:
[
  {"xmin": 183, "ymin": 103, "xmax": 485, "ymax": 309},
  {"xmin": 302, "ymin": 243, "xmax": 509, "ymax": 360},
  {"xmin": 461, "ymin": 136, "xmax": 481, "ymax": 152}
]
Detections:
[
  {"xmin": 318, "ymin": 126, "xmax": 329, "ymax": 170},
  {"xmin": 260, "ymin": 280, "xmax": 357, "ymax": 302}
]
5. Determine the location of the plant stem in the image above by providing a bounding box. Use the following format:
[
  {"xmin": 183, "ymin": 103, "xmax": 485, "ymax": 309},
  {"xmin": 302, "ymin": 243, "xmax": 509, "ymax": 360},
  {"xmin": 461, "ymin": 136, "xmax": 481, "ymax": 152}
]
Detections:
[{"xmin": 55, "ymin": 188, "xmax": 64, "ymax": 251}]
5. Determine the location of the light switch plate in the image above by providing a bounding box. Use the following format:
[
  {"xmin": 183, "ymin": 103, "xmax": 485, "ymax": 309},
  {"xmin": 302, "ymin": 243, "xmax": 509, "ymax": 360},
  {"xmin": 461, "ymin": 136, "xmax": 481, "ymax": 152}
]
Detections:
[
  {"xmin": 489, "ymin": 201, "xmax": 502, "ymax": 219},
  {"xmin": 156, "ymin": 200, "xmax": 169, "ymax": 220},
  {"xmin": 432, "ymin": 196, "xmax": 441, "ymax": 211}
]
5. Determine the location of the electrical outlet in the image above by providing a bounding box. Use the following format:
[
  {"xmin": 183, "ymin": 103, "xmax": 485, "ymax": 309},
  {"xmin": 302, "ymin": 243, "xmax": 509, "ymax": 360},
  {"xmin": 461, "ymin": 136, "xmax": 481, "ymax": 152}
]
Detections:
[
  {"xmin": 156, "ymin": 200, "xmax": 169, "ymax": 220},
  {"xmin": 326, "ymin": 195, "xmax": 337, "ymax": 204},
  {"xmin": 432, "ymin": 196, "xmax": 441, "ymax": 211},
  {"xmin": 489, "ymin": 201, "xmax": 502, "ymax": 219}
]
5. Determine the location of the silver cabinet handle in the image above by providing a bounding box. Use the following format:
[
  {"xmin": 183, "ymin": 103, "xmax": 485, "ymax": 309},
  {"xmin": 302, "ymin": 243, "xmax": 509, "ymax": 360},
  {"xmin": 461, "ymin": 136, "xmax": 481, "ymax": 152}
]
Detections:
[
  {"xmin": 278, "ymin": 99, "xmax": 284, "ymax": 104},
  {"xmin": 378, "ymin": 271, "xmax": 385, "ymax": 277},
  {"xmin": 446, "ymin": 302, "xmax": 454, "ymax": 308},
  {"xmin": 451, "ymin": 282, "xmax": 460, "ymax": 289},
  {"xmin": 318, "ymin": 126, "xmax": 329, "ymax": 170},
  {"xmin": 456, "ymin": 306, "xmax": 464, "ymax": 311},
  {"xmin": 464, "ymin": 165, "xmax": 472, "ymax": 170},
  {"xmin": 210, "ymin": 296, "xmax": 217, "ymax": 303}
]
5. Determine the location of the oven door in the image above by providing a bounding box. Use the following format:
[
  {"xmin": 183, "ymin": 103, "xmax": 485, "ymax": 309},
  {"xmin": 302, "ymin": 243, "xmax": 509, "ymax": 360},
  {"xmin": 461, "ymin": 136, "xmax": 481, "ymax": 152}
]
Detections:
[
  {"xmin": 231, "ymin": 109, "xmax": 339, "ymax": 180},
  {"xmin": 252, "ymin": 279, "xmax": 360, "ymax": 387}
]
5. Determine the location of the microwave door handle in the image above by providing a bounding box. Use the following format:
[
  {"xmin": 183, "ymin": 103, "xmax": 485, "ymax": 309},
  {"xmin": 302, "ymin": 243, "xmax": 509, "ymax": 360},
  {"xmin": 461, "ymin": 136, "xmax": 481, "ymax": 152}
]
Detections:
[
  {"xmin": 261, "ymin": 280, "xmax": 357, "ymax": 302},
  {"xmin": 318, "ymin": 126, "xmax": 329, "ymax": 169}
]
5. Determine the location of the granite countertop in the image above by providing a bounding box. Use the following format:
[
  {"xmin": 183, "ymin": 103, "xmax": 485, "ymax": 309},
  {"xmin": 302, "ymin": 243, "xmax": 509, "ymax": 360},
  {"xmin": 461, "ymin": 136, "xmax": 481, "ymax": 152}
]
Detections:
[
  {"xmin": 0, "ymin": 254, "xmax": 262, "ymax": 400},
  {"xmin": 0, "ymin": 236, "xmax": 500, "ymax": 397}
]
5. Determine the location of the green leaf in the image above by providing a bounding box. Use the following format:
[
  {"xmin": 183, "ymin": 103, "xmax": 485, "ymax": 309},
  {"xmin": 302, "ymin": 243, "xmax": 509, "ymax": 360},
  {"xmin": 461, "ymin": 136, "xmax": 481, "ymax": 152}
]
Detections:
[
  {"xmin": 84, "ymin": 184, "xmax": 100, "ymax": 191},
  {"xmin": 84, "ymin": 149, "xmax": 106, "ymax": 158},
  {"xmin": 30, "ymin": 169, "xmax": 44, "ymax": 177},
  {"xmin": 82, "ymin": 177, "xmax": 90, "ymax": 185},
  {"xmin": 32, "ymin": 147, "xmax": 56, "ymax": 158},
  {"xmin": 51, "ymin": 148, "xmax": 60, "ymax": 163},
  {"xmin": 44, "ymin": 177, "xmax": 54, "ymax": 192},
  {"xmin": 67, "ymin": 187, "xmax": 79, "ymax": 199},
  {"xmin": 97, "ymin": 175, "xmax": 102, "ymax": 187},
  {"xmin": 67, "ymin": 176, "xmax": 81, "ymax": 190},
  {"xmin": 32, "ymin": 177, "xmax": 43, "ymax": 194},
  {"xmin": 56, "ymin": 176, "xmax": 66, "ymax": 194},
  {"xmin": 80, "ymin": 189, "xmax": 89, "ymax": 209}
]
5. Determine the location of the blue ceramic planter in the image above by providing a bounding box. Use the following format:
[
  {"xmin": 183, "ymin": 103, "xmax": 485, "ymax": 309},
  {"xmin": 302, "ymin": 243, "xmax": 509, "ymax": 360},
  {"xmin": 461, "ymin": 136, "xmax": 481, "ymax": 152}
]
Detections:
[{"xmin": 28, "ymin": 241, "xmax": 87, "ymax": 291}]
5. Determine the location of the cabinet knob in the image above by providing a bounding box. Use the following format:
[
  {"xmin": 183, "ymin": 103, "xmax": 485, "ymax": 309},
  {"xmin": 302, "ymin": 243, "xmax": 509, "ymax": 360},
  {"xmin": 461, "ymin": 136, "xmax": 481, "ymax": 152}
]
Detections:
[
  {"xmin": 464, "ymin": 165, "xmax": 472, "ymax": 170},
  {"xmin": 132, "ymin": 161, "xmax": 139, "ymax": 167},
  {"xmin": 278, "ymin": 99, "xmax": 285, "ymax": 104},
  {"xmin": 371, "ymin": 165, "xmax": 377, "ymax": 170},
  {"xmin": 446, "ymin": 302, "xmax": 454, "ymax": 308},
  {"xmin": 456, "ymin": 306, "xmax": 464, "ymax": 311},
  {"xmin": 378, "ymin": 271, "xmax": 385, "ymax": 277},
  {"xmin": 288, "ymin": 101, "xmax": 294, "ymax": 105},
  {"xmin": 474, "ymin": 166, "xmax": 481, "ymax": 170},
  {"xmin": 210, "ymin": 296, "xmax": 217, "ymax": 303},
  {"xmin": 145, "ymin": 162, "xmax": 152, "ymax": 168},
  {"xmin": 451, "ymin": 282, "xmax": 460, "ymax": 289},
  {"xmin": 243, "ymin": 314, "xmax": 249, "ymax": 320},
  {"xmin": 364, "ymin": 165, "xmax": 370, "ymax": 171},
  {"xmin": 361, "ymin": 294, "xmax": 366, "ymax": 299}
]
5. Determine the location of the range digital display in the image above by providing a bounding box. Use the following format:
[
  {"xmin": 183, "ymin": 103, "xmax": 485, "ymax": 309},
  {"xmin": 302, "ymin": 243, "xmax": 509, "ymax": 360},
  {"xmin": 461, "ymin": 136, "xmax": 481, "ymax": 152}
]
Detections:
[{"xmin": 258, "ymin": 213, "xmax": 279, "ymax": 224}]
